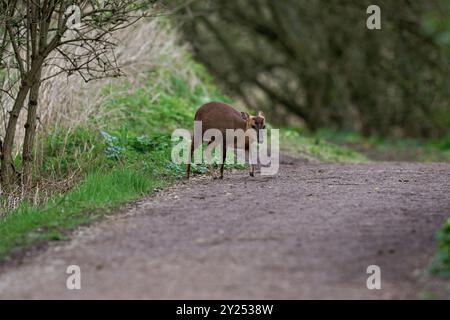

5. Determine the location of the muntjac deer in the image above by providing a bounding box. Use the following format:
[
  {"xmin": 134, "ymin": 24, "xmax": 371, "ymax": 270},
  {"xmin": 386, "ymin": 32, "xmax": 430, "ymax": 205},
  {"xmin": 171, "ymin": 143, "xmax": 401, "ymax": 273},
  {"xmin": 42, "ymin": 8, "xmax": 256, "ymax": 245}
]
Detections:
[{"xmin": 186, "ymin": 102, "xmax": 265, "ymax": 179}]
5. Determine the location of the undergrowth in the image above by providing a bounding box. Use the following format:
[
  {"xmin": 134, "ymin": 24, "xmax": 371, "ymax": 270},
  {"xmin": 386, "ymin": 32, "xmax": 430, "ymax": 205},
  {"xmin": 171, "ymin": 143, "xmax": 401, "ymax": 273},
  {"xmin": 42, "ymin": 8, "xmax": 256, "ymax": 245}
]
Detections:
[
  {"xmin": 429, "ymin": 218, "xmax": 450, "ymax": 278},
  {"xmin": 0, "ymin": 59, "xmax": 232, "ymax": 260},
  {"xmin": 0, "ymin": 57, "xmax": 368, "ymax": 261},
  {"xmin": 313, "ymin": 129, "xmax": 450, "ymax": 162},
  {"xmin": 280, "ymin": 128, "xmax": 369, "ymax": 163}
]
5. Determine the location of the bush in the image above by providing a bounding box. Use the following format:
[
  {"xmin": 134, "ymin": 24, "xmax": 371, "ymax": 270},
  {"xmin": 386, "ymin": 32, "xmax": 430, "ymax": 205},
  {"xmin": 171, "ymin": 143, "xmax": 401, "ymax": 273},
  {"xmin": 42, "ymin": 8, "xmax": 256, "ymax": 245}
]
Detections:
[{"xmin": 429, "ymin": 218, "xmax": 450, "ymax": 278}]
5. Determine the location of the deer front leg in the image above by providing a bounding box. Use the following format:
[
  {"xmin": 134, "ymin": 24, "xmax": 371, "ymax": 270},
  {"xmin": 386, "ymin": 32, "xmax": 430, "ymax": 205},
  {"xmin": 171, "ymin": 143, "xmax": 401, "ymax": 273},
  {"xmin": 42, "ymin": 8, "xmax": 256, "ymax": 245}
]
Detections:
[
  {"xmin": 220, "ymin": 139, "xmax": 227, "ymax": 179},
  {"xmin": 209, "ymin": 164, "xmax": 216, "ymax": 179},
  {"xmin": 205, "ymin": 140, "xmax": 217, "ymax": 179},
  {"xmin": 245, "ymin": 149, "xmax": 255, "ymax": 177}
]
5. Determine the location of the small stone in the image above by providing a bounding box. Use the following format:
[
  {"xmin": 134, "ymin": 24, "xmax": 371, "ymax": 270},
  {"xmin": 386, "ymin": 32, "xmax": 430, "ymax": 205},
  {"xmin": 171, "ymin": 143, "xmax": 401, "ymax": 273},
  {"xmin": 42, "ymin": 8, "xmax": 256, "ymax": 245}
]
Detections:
[
  {"xmin": 196, "ymin": 237, "xmax": 205, "ymax": 244},
  {"xmin": 412, "ymin": 269, "xmax": 422, "ymax": 277}
]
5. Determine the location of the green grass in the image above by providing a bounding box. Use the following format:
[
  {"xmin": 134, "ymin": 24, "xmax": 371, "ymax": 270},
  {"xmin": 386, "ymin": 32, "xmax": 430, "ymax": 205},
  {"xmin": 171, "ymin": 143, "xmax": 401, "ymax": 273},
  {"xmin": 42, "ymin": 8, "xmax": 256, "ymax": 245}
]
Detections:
[
  {"xmin": 0, "ymin": 167, "xmax": 169, "ymax": 260},
  {"xmin": 0, "ymin": 58, "xmax": 368, "ymax": 261},
  {"xmin": 429, "ymin": 218, "xmax": 450, "ymax": 278},
  {"xmin": 426, "ymin": 217, "xmax": 450, "ymax": 298},
  {"xmin": 312, "ymin": 129, "xmax": 450, "ymax": 162},
  {"xmin": 280, "ymin": 128, "xmax": 369, "ymax": 163}
]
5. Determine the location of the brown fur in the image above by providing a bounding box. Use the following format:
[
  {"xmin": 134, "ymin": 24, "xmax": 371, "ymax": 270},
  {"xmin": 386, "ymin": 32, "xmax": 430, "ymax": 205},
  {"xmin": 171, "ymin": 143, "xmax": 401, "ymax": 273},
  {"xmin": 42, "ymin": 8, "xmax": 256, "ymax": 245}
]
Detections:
[{"xmin": 186, "ymin": 102, "xmax": 265, "ymax": 179}]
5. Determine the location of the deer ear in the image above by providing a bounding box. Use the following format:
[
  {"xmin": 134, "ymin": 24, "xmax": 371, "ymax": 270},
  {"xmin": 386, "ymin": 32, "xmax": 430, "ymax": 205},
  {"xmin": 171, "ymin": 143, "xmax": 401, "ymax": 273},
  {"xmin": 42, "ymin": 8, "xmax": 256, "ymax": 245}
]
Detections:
[
  {"xmin": 258, "ymin": 111, "xmax": 265, "ymax": 118},
  {"xmin": 241, "ymin": 112, "xmax": 249, "ymax": 120}
]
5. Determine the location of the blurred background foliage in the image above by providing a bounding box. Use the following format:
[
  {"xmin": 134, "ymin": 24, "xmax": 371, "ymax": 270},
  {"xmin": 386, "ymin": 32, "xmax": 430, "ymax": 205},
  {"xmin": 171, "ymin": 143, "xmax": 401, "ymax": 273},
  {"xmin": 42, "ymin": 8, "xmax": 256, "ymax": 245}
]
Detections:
[{"xmin": 172, "ymin": 0, "xmax": 450, "ymax": 139}]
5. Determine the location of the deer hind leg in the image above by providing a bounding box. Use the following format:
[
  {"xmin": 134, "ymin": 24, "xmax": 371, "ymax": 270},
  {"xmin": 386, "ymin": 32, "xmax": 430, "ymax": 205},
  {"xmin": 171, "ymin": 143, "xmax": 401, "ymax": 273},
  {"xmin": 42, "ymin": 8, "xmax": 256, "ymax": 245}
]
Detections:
[
  {"xmin": 186, "ymin": 138, "xmax": 195, "ymax": 179},
  {"xmin": 187, "ymin": 135, "xmax": 205, "ymax": 179},
  {"xmin": 205, "ymin": 139, "xmax": 217, "ymax": 179},
  {"xmin": 220, "ymin": 138, "xmax": 227, "ymax": 179},
  {"xmin": 246, "ymin": 148, "xmax": 255, "ymax": 177}
]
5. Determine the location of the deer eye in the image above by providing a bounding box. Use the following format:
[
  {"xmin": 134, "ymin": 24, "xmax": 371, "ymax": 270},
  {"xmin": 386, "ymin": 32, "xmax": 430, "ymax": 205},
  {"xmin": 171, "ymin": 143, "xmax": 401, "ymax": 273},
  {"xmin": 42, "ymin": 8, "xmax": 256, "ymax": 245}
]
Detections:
[
  {"xmin": 262, "ymin": 125, "xmax": 266, "ymax": 129},
  {"xmin": 251, "ymin": 125, "xmax": 256, "ymax": 129}
]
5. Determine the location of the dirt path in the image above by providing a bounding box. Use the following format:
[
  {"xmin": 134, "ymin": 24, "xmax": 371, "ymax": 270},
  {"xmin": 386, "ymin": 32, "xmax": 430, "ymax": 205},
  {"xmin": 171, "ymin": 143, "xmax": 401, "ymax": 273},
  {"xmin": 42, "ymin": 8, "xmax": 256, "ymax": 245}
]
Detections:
[{"xmin": 0, "ymin": 157, "xmax": 449, "ymax": 299}]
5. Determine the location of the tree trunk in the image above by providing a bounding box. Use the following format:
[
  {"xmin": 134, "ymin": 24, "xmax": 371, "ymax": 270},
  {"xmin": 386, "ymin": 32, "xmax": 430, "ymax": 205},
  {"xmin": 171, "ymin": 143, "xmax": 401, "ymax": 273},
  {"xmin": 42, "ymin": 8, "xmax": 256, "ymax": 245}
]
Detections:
[
  {"xmin": 0, "ymin": 83, "xmax": 30, "ymax": 189},
  {"xmin": 22, "ymin": 68, "xmax": 42, "ymax": 189}
]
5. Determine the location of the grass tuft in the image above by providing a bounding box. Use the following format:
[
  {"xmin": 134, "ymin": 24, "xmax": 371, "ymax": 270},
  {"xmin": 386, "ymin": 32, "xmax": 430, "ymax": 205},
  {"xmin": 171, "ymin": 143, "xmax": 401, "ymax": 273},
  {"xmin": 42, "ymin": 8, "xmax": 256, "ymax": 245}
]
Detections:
[{"xmin": 429, "ymin": 218, "xmax": 450, "ymax": 278}]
